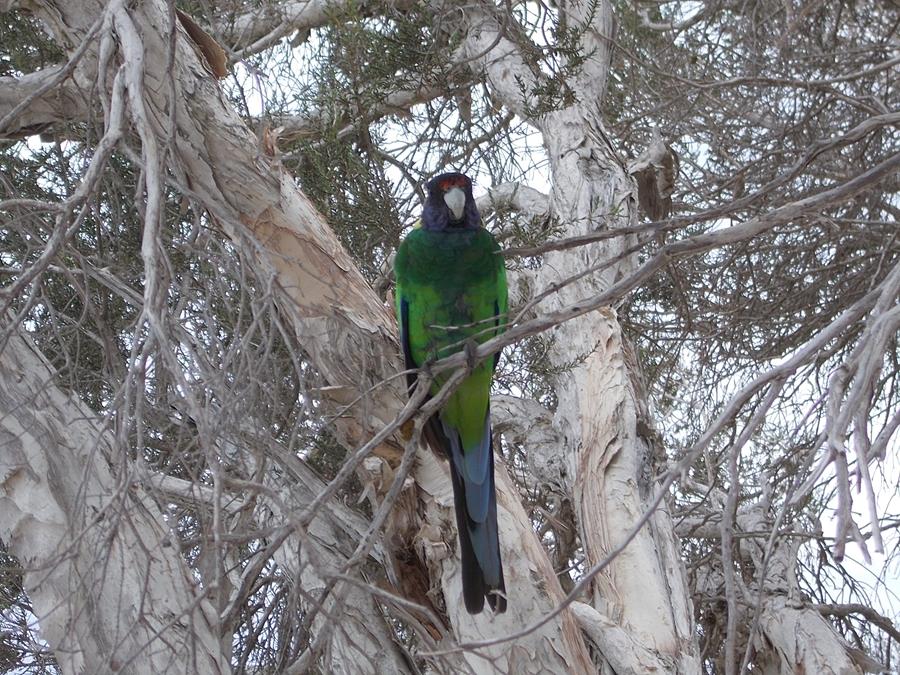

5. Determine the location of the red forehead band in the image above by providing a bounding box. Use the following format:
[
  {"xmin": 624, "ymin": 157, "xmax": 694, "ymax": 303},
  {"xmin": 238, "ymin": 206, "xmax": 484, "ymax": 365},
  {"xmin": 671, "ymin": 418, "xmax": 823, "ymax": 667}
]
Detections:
[{"xmin": 438, "ymin": 176, "xmax": 468, "ymax": 191}]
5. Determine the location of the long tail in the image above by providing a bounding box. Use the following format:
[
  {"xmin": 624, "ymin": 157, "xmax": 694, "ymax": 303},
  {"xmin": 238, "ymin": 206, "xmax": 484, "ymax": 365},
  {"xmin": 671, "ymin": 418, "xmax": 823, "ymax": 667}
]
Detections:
[{"xmin": 428, "ymin": 413, "xmax": 506, "ymax": 614}]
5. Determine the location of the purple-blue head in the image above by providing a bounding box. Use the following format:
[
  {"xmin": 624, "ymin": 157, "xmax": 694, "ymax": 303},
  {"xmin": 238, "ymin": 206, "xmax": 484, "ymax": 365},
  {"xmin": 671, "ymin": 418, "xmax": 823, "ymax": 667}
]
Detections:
[{"xmin": 422, "ymin": 172, "xmax": 481, "ymax": 231}]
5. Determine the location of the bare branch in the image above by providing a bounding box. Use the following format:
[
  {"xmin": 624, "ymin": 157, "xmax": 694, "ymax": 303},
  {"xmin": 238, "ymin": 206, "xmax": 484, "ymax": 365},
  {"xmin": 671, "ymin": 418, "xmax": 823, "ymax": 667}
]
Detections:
[
  {"xmin": 812, "ymin": 604, "xmax": 900, "ymax": 645},
  {"xmin": 277, "ymin": 85, "xmax": 446, "ymax": 143},
  {"xmin": 0, "ymin": 325, "xmax": 229, "ymax": 673},
  {"xmin": 217, "ymin": 0, "xmax": 416, "ymax": 57},
  {"xmin": 475, "ymin": 182, "xmax": 550, "ymax": 219},
  {"xmin": 569, "ymin": 602, "xmax": 670, "ymax": 673}
]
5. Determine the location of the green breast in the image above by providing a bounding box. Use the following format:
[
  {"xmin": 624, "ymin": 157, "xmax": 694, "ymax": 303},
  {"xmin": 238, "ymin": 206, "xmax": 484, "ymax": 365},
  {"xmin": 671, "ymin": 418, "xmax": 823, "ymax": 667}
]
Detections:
[
  {"xmin": 398, "ymin": 228, "xmax": 500, "ymax": 288},
  {"xmin": 395, "ymin": 228, "xmax": 505, "ymax": 364}
]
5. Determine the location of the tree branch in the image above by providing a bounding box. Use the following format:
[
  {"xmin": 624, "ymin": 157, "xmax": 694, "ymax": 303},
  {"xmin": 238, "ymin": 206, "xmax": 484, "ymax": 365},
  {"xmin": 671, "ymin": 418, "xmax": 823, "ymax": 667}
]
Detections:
[
  {"xmin": 0, "ymin": 67, "xmax": 91, "ymax": 139},
  {"xmin": 476, "ymin": 182, "xmax": 550, "ymax": 219},
  {"xmin": 277, "ymin": 85, "xmax": 446, "ymax": 143},
  {"xmin": 0, "ymin": 12, "xmax": 103, "ymax": 141},
  {"xmin": 0, "ymin": 325, "xmax": 229, "ymax": 674},
  {"xmin": 812, "ymin": 604, "xmax": 900, "ymax": 644},
  {"xmin": 446, "ymin": 0, "xmax": 547, "ymax": 122},
  {"xmin": 216, "ymin": 0, "xmax": 416, "ymax": 58}
]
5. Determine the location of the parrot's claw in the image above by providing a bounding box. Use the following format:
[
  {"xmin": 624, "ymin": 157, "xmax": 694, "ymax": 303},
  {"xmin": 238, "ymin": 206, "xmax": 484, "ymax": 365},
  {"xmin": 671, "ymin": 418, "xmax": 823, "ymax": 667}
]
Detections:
[{"xmin": 464, "ymin": 340, "xmax": 479, "ymax": 371}]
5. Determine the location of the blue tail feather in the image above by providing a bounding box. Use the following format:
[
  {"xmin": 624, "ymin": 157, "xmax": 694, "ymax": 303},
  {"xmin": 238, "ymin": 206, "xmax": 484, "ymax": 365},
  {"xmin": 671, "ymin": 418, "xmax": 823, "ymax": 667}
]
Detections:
[{"xmin": 440, "ymin": 413, "xmax": 506, "ymax": 613}]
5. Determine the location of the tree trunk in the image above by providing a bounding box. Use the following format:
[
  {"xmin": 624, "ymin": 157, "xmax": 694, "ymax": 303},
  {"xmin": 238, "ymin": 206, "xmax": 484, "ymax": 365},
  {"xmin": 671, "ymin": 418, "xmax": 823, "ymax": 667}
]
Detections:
[
  {"xmin": 0, "ymin": 327, "xmax": 229, "ymax": 674},
  {"xmin": 539, "ymin": 106, "xmax": 699, "ymax": 671},
  {"xmin": 454, "ymin": 0, "xmax": 700, "ymax": 665}
]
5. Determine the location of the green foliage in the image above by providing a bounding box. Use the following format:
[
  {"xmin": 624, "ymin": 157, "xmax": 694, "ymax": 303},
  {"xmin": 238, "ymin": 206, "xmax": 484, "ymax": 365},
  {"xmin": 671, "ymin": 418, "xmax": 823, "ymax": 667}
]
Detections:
[
  {"xmin": 0, "ymin": 10, "xmax": 63, "ymax": 77},
  {"xmin": 292, "ymin": 133, "xmax": 401, "ymax": 282},
  {"xmin": 272, "ymin": 7, "xmax": 460, "ymax": 278}
]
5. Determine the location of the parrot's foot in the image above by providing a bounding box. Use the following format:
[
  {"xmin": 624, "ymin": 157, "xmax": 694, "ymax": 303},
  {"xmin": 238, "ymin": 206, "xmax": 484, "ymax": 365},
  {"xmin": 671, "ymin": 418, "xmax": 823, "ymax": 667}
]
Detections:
[{"xmin": 464, "ymin": 339, "xmax": 479, "ymax": 371}]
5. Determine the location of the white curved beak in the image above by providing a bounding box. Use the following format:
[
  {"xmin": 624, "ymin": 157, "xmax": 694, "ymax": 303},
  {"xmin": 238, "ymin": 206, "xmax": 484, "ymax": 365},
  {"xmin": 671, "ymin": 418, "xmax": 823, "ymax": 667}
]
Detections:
[{"xmin": 444, "ymin": 187, "xmax": 466, "ymax": 222}]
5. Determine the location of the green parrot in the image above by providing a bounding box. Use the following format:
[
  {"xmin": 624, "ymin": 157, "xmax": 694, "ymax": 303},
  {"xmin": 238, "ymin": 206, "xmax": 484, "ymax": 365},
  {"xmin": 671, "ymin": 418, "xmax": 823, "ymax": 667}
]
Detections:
[{"xmin": 394, "ymin": 172, "xmax": 508, "ymax": 614}]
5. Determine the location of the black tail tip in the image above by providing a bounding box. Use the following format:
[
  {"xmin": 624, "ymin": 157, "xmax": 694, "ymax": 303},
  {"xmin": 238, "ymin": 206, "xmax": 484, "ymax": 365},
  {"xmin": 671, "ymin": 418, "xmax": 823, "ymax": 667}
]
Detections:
[{"xmin": 463, "ymin": 587, "xmax": 507, "ymax": 615}]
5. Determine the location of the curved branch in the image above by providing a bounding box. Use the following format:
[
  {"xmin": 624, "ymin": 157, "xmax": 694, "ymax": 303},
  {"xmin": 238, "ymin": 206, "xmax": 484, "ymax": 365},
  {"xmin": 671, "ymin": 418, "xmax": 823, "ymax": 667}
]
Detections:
[
  {"xmin": 476, "ymin": 182, "xmax": 550, "ymax": 219},
  {"xmin": 447, "ymin": 0, "xmax": 547, "ymax": 122},
  {"xmin": 216, "ymin": 0, "xmax": 416, "ymax": 57}
]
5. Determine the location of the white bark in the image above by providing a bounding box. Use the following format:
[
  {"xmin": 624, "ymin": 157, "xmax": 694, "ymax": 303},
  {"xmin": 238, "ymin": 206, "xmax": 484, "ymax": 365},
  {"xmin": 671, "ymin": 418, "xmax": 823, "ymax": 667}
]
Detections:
[
  {"xmin": 0, "ymin": 67, "xmax": 89, "ymax": 139},
  {"xmin": 540, "ymin": 220, "xmax": 696, "ymax": 669},
  {"xmin": 756, "ymin": 598, "xmax": 865, "ymax": 675},
  {"xmin": 538, "ymin": 31, "xmax": 700, "ymax": 675},
  {"xmin": 0, "ymin": 328, "xmax": 229, "ymax": 675},
  {"xmin": 571, "ymin": 601, "xmax": 676, "ymax": 673},
  {"xmin": 476, "ymin": 183, "xmax": 550, "ymax": 219},
  {"xmin": 218, "ymin": 0, "xmax": 415, "ymax": 56},
  {"xmin": 492, "ymin": 394, "xmax": 565, "ymax": 488},
  {"xmin": 679, "ymin": 501, "xmax": 876, "ymax": 672},
  {"xmin": 740, "ymin": 507, "xmax": 870, "ymax": 673},
  {"xmin": 0, "ymin": 329, "xmax": 407, "ymax": 673},
  {"xmin": 12, "ymin": 0, "xmax": 594, "ymax": 670},
  {"xmin": 449, "ymin": 0, "xmax": 699, "ymax": 670}
]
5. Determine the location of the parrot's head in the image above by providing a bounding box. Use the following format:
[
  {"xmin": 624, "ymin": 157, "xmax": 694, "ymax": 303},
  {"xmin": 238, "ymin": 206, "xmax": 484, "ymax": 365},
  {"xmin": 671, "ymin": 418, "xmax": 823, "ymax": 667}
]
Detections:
[{"xmin": 422, "ymin": 172, "xmax": 481, "ymax": 230}]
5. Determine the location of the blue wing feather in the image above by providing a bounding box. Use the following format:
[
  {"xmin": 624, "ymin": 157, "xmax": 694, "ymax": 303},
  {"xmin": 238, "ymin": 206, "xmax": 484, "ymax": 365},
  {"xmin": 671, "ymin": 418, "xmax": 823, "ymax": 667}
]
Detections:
[
  {"xmin": 399, "ymin": 298, "xmax": 419, "ymax": 394},
  {"xmin": 462, "ymin": 415, "xmax": 492, "ymax": 523}
]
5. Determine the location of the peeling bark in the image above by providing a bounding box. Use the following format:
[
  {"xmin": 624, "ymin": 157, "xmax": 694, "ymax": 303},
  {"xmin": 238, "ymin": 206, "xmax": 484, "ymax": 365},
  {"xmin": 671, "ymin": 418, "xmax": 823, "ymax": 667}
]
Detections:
[
  {"xmin": 450, "ymin": 0, "xmax": 700, "ymax": 667},
  {"xmin": 0, "ymin": 329, "xmax": 229, "ymax": 675},
  {"xmin": 756, "ymin": 598, "xmax": 866, "ymax": 675},
  {"xmin": 534, "ymin": 152, "xmax": 705, "ymax": 667}
]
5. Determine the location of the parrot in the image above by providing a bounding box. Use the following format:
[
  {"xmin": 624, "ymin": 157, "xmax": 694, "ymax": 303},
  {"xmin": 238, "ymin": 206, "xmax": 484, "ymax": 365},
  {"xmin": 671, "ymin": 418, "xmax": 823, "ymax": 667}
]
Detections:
[{"xmin": 393, "ymin": 172, "xmax": 508, "ymax": 614}]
